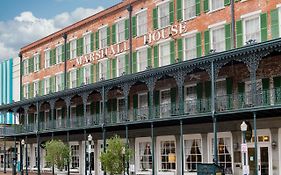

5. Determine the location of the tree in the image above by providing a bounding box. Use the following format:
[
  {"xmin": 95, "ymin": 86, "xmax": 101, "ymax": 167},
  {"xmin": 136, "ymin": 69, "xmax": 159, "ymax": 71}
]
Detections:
[
  {"xmin": 45, "ymin": 140, "xmax": 70, "ymax": 172},
  {"xmin": 100, "ymin": 135, "xmax": 133, "ymax": 175}
]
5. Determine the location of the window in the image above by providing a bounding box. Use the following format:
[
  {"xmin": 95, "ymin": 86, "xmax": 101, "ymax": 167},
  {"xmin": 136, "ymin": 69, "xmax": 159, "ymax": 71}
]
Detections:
[
  {"xmin": 211, "ymin": 26, "xmax": 225, "ymax": 52},
  {"xmin": 184, "ymin": 135, "xmax": 202, "ymax": 172},
  {"xmin": 137, "ymin": 49, "xmax": 147, "ymax": 72},
  {"xmin": 184, "ymin": 35, "xmax": 197, "ymax": 60},
  {"xmin": 185, "ymin": 85, "xmax": 197, "ymax": 113},
  {"xmin": 84, "ymin": 33, "xmax": 91, "ymax": 54},
  {"xmin": 117, "ymin": 20, "xmax": 126, "ymax": 43},
  {"xmin": 70, "ymin": 144, "xmax": 79, "ymax": 170},
  {"xmin": 99, "ymin": 27, "xmax": 107, "ymax": 49},
  {"xmin": 56, "ymin": 73, "xmax": 63, "ymax": 91},
  {"xmin": 99, "ymin": 59, "xmax": 107, "ymax": 80},
  {"xmin": 137, "ymin": 11, "xmax": 147, "ymax": 36},
  {"xmin": 23, "ymin": 59, "xmax": 29, "ymax": 75},
  {"xmin": 34, "ymin": 146, "xmax": 38, "ymax": 168},
  {"xmin": 138, "ymin": 93, "xmax": 148, "ymax": 118},
  {"xmin": 159, "ymin": 42, "xmax": 170, "ymax": 66},
  {"xmin": 117, "ymin": 54, "xmax": 126, "ymax": 77},
  {"xmin": 158, "ymin": 136, "xmax": 176, "ymax": 171},
  {"xmin": 244, "ymin": 16, "xmax": 260, "ymax": 43},
  {"xmin": 158, "ymin": 2, "xmax": 170, "ymax": 28},
  {"xmin": 70, "ymin": 70, "xmax": 77, "ymax": 88},
  {"xmin": 84, "ymin": 65, "xmax": 91, "ymax": 84},
  {"xmin": 34, "ymin": 81, "xmax": 39, "ymax": 97},
  {"xmin": 245, "ymin": 79, "xmax": 262, "ymax": 105},
  {"xmin": 23, "ymin": 84, "xmax": 29, "ymax": 99},
  {"xmin": 44, "ymin": 50, "xmax": 50, "ymax": 68},
  {"xmin": 210, "ymin": 0, "xmax": 224, "ymax": 11},
  {"xmin": 160, "ymin": 89, "xmax": 171, "ymax": 117},
  {"xmin": 183, "ymin": 0, "xmax": 196, "ymax": 20},
  {"xmin": 44, "ymin": 78, "xmax": 50, "ymax": 94},
  {"xmin": 70, "ymin": 40, "xmax": 77, "ymax": 59},
  {"xmin": 135, "ymin": 138, "xmax": 152, "ymax": 172},
  {"xmin": 56, "ymin": 45, "xmax": 63, "ymax": 64},
  {"xmin": 34, "ymin": 54, "xmax": 40, "ymax": 72}
]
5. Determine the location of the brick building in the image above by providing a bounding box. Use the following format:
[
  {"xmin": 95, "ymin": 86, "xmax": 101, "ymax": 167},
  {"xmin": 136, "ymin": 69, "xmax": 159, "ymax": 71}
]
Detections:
[{"xmin": 1, "ymin": 0, "xmax": 281, "ymax": 174}]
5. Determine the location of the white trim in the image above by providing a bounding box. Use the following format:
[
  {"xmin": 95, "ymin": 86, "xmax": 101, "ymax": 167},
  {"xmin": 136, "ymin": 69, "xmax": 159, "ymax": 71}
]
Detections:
[
  {"xmin": 44, "ymin": 48, "xmax": 50, "ymax": 52},
  {"xmin": 134, "ymin": 8, "xmax": 148, "ymax": 15},
  {"xmin": 242, "ymin": 14, "xmax": 261, "ymax": 45},
  {"xmin": 135, "ymin": 45, "xmax": 149, "ymax": 51},
  {"xmin": 43, "ymin": 75, "xmax": 51, "ymax": 79},
  {"xmin": 98, "ymin": 24, "xmax": 108, "ymax": 30},
  {"xmin": 240, "ymin": 10, "xmax": 261, "ymax": 19},
  {"xmin": 115, "ymin": 52, "xmax": 127, "ymax": 57},
  {"xmin": 55, "ymin": 42, "xmax": 63, "ymax": 47},
  {"xmin": 33, "ymin": 52, "xmax": 39, "ymax": 56},
  {"xmin": 55, "ymin": 71, "xmax": 63, "ymax": 75},
  {"xmin": 82, "ymin": 31, "xmax": 92, "ymax": 36},
  {"xmin": 185, "ymin": 83, "xmax": 197, "ymax": 88},
  {"xmin": 277, "ymin": 3, "xmax": 281, "ymax": 8},
  {"xmin": 156, "ymin": 0, "xmax": 170, "ymax": 7},
  {"xmin": 208, "ymin": 21, "xmax": 226, "ymax": 29},
  {"xmin": 181, "ymin": 30, "xmax": 198, "ymax": 37},
  {"xmin": 114, "ymin": 16, "xmax": 127, "ymax": 23},
  {"xmin": 32, "ymin": 79, "xmax": 40, "ymax": 82},
  {"xmin": 279, "ymin": 7, "xmax": 281, "ymax": 38},
  {"xmin": 83, "ymin": 63, "xmax": 92, "ymax": 67},
  {"xmin": 68, "ymin": 36, "xmax": 77, "ymax": 42},
  {"xmin": 135, "ymin": 137, "xmax": 152, "ymax": 173},
  {"xmin": 138, "ymin": 92, "xmax": 148, "ymax": 108},
  {"xmin": 68, "ymin": 67, "xmax": 77, "ymax": 71},
  {"xmin": 156, "ymin": 37, "xmax": 172, "ymax": 45}
]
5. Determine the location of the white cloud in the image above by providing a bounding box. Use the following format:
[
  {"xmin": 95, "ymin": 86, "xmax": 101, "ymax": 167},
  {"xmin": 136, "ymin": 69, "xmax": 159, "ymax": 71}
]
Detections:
[{"xmin": 0, "ymin": 6, "xmax": 104, "ymax": 59}]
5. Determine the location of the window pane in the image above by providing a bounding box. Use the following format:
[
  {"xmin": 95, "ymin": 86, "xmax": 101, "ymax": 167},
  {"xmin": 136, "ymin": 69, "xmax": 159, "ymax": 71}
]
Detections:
[
  {"xmin": 84, "ymin": 34, "xmax": 91, "ymax": 54},
  {"xmin": 185, "ymin": 139, "xmax": 202, "ymax": 172},
  {"xmin": 185, "ymin": 36, "xmax": 196, "ymax": 60},
  {"xmin": 137, "ymin": 11, "xmax": 147, "ymax": 36},
  {"xmin": 160, "ymin": 42, "xmax": 170, "ymax": 66},
  {"xmin": 117, "ymin": 55, "xmax": 125, "ymax": 76},
  {"xmin": 70, "ymin": 40, "xmax": 77, "ymax": 59},
  {"xmin": 117, "ymin": 20, "xmax": 125, "ymax": 43},
  {"xmin": 139, "ymin": 142, "xmax": 152, "ymax": 170},
  {"xmin": 159, "ymin": 2, "xmax": 170, "ymax": 28},
  {"xmin": 99, "ymin": 59, "xmax": 107, "ymax": 80},
  {"xmin": 183, "ymin": 0, "xmax": 196, "ymax": 20},
  {"xmin": 211, "ymin": 0, "xmax": 224, "ymax": 11},
  {"xmin": 100, "ymin": 28, "xmax": 107, "ymax": 49},
  {"xmin": 245, "ymin": 17, "xmax": 260, "ymax": 43},
  {"xmin": 212, "ymin": 27, "xmax": 225, "ymax": 52},
  {"xmin": 137, "ymin": 49, "xmax": 147, "ymax": 72},
  {"xmin": 160, "ymin": 140, "xmax": 176, "ymax": 170}
]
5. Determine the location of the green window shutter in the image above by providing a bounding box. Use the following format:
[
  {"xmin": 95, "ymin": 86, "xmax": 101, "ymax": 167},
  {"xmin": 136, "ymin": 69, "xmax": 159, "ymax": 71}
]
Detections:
[
  {"xmin": 154, "ymin": 90, "xmax": 160, "ymax": 118},
  {"xmin": 125, "ymin": 54, "xmax": 129, "ymax": 74},
  {"xmin": 132, "ymin": 52, "xmax": 137, "ymax": 73},
  {"xmin": 196, "ymin": 82, "xmax": 203, "ymax": 99},
  {"xmin": 53, "ymin": 48, "xmax": 56, "ymax": 65},
  {"xmin": 169, "ymin": 0, "xmax": 175, "ymax": 24},
  {"xmin": 177, "ymin": 38, "xmax": 183, "ymax": 62},
  {"xmin": 90, "ymin": 102, "xmax": 95, "ymax": 114},
  {"xmin": 67, "ymin": 72, "xmax": 70, "ymax": 89},
  {"xmin": 153, "ymin": 8, "xmax": 158, "ymax": 30},
  {"xmin": 38, "ymin": 54, "xmax": 41, "ymax": 70},
  {"xmin": 196, "ymin": 0, "xmax": 201, "ymax": 16},
  {"xmin": 203, "ymin": 0, "xmax": 209, "ymax": 12},
  {"xmin": 107, "ymin": 27, "xmax": 111, "ymax": 46},
  {"xmin": 66, "ymin": 43, "xmax": 70, "ymax": 60},
  {"xmin": 196, "ymin": 32, "xmax": 202, "ymax": 57},
  {"xmin": 224, "ymin": 0, "xmax": 230, "ymax": 6},
  {"xmin": 273, "ymin": 76, "xmax": 281, "ymax": 103},
  {"xmin": 225, "ymin": 23, "xmax": 232, "ymax": 50},
  {"xmin": 95, "ymin": 63, "xmax": 99, "ymax": 81},
  {"xmin": 170, "ymin": 40, "xmax": 175, "ymax": 64},
  {"xmin": 112, "ymin": 24, "xmax": 116, "ymax": 44},
  {"xmin": 95, "ymin": 31, "xmax": 99, "ymax": 50},
  {"xmin": 262, "ymin": 78, "xmax": 270, "ymax": 105},
  {"xmin": 41, "ymin": 80, "xmax": 45, "ymax": 95},
  {"xmin": 153, "ymin": 45, "xmax": 159, "ymax": 68},
  {"xmin": 62, "ymin": 44, "xmax": 65, "ymax": 61},
  {"xmin": 170, "ymin": 87, "xmax": 177, "ymax": 114},
  {"xmin": 80, "ymin": 38, "xmax": 84, "ymax": 55},
  {"xmin": 274, "ymin": 76, "xmax": 281, "ymax": 88},
  {"xmin": 226, "ymin": 77, "xmax": 233, "ymax": 95},
  {"xmin": 236, "ymin": 20, "xmax": 243, "ymax": 47},
  {"xmin": 90, "ymin": 64, "xmax": 94, "ymax": 84},
  {"xmin": 30, "ymin": 83, "xmax": 34, "ymax": 98},
  {"xmin": 147, "ymin": 47, "xmax": 152, "ymax": 68},
  {"xmin": 176, "ymin": 0, "xmax": 182, "ymax": 21},
  {"xmin": 238, "ymin": 82, "xmax": 245, "ymax": 94},
  {"xmin": 29, "ymin": 57, "xmax": 34, "ymax": 73},
  {"xmin": 52, "ymin": 76, "xmax": 56, "ymax": 92},
  {"xmin": 91, "ymin": 33, "xmax": 94, "ymax": 52},
  {"xmin": 76, "ymin": 39, "xmax": 81, "ymax": 56},
  {"xmin": 38, "ymin": 80, "xmax": 42, "ymax": 96},
  {"xmin": 262, "ymin": 78, "xmax": 269, "ymax": 90},
  {"xmin": 132, "ymin": 16, "xmax": 137, "ymax": 37},
  {"xmin": 271, "ymin": 9, "xmax": 280, "ymax": 39},
  {"xmin": 96, "ymin": 102, "xmax": 100, "ymax": 115},
  {"xmin": 112, "ymin": 58, "xmax": 117, "ymax": 78},
  {"xmin": 205, "ymin": 81, "xmax": 211, "ymax": 98},
  {"xmin": 49, "ymin": 50, "xmax": 53, "ymax": 66},
  {"xmin": 260, "ymin": 13, "xmax": 268, "ymax": 42},
  {"xmin": 79, "ymin": 68, "xmax": 83, "ymax": 86},
  {"xmin": 112, "ymin": 99, "xmax": 117, "ymax": 123},
  {"xmin": 133, "ymin": 94, "xmax": 138, "ymax": 120},
  {"xmin": 125, "ymin": 19, "xmax": 129, "ymax": 40},
  {"xmin": 204, "ymin": 30, "xmax": 210, "ymax": 55},
  {"xmin": 107, "ymin": 59, "xmax": 111, "ymax": 79}
]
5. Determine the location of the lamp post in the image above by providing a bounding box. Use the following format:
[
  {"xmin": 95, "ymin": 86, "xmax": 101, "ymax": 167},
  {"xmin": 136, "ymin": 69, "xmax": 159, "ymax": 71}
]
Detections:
[
  {"xmin": 122, "ymin": 147, "xmax": 125, "ymax": 175},
  {"xmin": 240, "ymin": 121, "xmax": 248, "ymax": 175},
  {"xmin": 88, "ymin": 134, "xmax": 92, "ymax": 175}
]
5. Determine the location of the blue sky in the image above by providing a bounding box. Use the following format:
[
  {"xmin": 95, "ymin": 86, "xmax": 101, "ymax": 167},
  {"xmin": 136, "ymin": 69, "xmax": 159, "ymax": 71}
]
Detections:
[{"xmin": 0, "ymin": 0, "xmax": 122, "ymax": 58}]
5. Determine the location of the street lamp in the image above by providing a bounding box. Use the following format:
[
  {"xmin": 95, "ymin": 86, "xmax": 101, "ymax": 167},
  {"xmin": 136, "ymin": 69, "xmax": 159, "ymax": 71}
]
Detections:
[
  {"xmin": 240, "ymin": 121, "xmax": 248, "ymax": 175},
  {"xmin": 88, "ymin": 134, "xmax": 92, "ymax": 175}
]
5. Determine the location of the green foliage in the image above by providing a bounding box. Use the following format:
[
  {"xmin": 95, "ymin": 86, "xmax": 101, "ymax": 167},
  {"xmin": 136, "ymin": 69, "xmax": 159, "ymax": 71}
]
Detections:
[
  {"xmin": 100, "ymin": 135, "xmax": 133, "ymax": 175},
  {"xmin": 44, "ymin": 140, "xmax": 70, "ymax": 171}
]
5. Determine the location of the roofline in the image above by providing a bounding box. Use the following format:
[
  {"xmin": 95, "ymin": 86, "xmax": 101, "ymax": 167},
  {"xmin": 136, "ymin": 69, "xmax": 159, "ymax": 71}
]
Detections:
[{"xmin": 20, "ymin": 0, "xmax": 140, "ymax": 53}]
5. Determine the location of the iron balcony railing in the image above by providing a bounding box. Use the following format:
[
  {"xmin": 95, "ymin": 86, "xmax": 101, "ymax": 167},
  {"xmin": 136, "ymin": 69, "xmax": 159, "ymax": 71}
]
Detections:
[{"xmin": 4, "ymin": 88, "xmax": 281, "ymax": 135}]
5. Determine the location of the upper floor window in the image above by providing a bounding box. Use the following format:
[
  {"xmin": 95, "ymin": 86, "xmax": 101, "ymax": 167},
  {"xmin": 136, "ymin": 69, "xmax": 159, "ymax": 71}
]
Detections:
[
  {"xmin": 160, "ymin": 89, "xmax": 171, "ymax": 117},
  {"xmin": 99, "ymin": 27, "xmax": 107, "ymax": 49},
  {"xmin": 44, "ymin": 50, "xmax": 50, "ymax": 68},
  {"xmin": 159, "ymin": 42, "xmax": 170, "ymax": 66},
  {"xmin": 185, "ymin": 85, "xmax": 197, "ymax": 113},
  {"xmin": 70, "ymin": 40, "xmax": 77, "ymax": 59},
  {"xmin": 23, "ymin": 59, "xmax": 29, "ymax": 75},
  {"xmin": 23, "ymin": 84, "xmax": 29, "ymax": 99},
  {"xmin": 44, "ymin": 78, "xmax": 50, "ymax": 94},
  {"xmin": 137, "ymin": 48, "xmax": 147, "ymax": 72},
  {"xmin": 84, "ymin": 33, "xmax": 91, "ymax": 54},
  {"xmin": 184, "ymin": 35, "xmax": 197, "ymax": 60},
  {"xmin": 210, "ymin": 0, "xmax": 224, "ymax": 11},
  {"xmin": 56, "ymin": 73, "xmax": 63, "ymax": 92},
  {"xmin": 84, "ymin": 65, "xmax": 91, "ymax": 84},
  {"xmin": 244, "ymin": 16, "xmax": 260, "ymax": 44},
  {"xmin": 211, "ymin": 26, "xmax": 225, "ymax": 52},
  {"xmin": 117, "ymin": 54, "xmax": 126, "ymax": 77},
  {"xmin": 70, "ymin": 70, "xmax": 77, "ymax": 88},
  {"xmin": 158, "ymin": 2, "xmax": 170, "ymax": 28},
  {"xmin": 56, "ymin": 45, "xmax": 63, "ymax": 64},
  {"xmin": 34, "ymin": 54, "xmax": 40, "ymax": 72},
  {"xmin": 137, "ymin": 10, "xmax": 147, "ymax": 36},
  {"xmin": 117, "ymin": 20, "xmax": 126, "ymax": 43},
  {"xmin": 183, "ymin": 0, "xmax": 196, "ymax": 20},
  {"xmin": 34, "ymin": 81, "xmax": 39, "ymax": 97},
  {"xmin": 99, "ymin": 59, "xmax": 107, "ymax": 80}
]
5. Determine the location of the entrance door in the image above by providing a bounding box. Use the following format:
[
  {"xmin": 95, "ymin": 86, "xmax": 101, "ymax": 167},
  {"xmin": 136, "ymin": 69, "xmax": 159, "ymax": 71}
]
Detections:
[{"xmin": 248, "ymin": 147, "xmax": 269, "ymax": 175}]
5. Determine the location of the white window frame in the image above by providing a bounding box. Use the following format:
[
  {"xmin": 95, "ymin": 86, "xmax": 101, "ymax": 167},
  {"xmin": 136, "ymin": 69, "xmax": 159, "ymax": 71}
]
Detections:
[
  {"xmin": 56, "ymin": 45, "xmax": 63, "ymax": 64},
  {"xmin": 279, "ymin": 6, "xmax": 281, "ymax": 37},
  {"xmin": 70, "ymin": 39, "xmax": 77, "ymax": 59},
  {"xmin": 33, "ymin": 80, "xmax": 39, "ymax": 97},
  {"xmin": 184, "ymin": 84, "xmax": 197, "ymax": 114},
  {"xmin": 210, "ymin": 25, "xmax": 225, "ymax": 52},
  {"xmin": 157, "ymin": 1, "xmax": 170, "ymax": 29},
  {"xmin": 99, "ymin": 26, "xmax": 108, "ymax": 49},
  {"xmin": 69, "ymin": 142, "xmax": 80, "ymax": 172},
  {"xmin": 44, "ymin": 50, "xmax": 50, "ymax": 68},
  {"xmin": 44, "ymin": 77, "xmax": 50, "ymax": 95},
  {"xmin": 136, "ymin": 10, "xmax": 148, "ymax": 36},
  {"xmin": 183, "ymin": 34, "xmax": 197, "ymax": 60},
  {"xmin": 23, "ymin": 83, "xmax": 29, "ymax": 99},
  {"xmin": 84, "ymin": 33, "xmax": 92, "ymax": 54},
  {"xmin": 183, "ymin": 134, "xmax": 203, "ymax": 173},
  {"xmin": 137, "ymin": 48, "xmax": 148, "ymax": 72},
  {"xmin": 116, "ymin": 53, "xmax": 126, "ymax": 77},
  {"xmin": 159, "ymin": 41, "xmax": 170, "ymax": 67},
  {"xmin": 99, "ymin": 58, "xmax": 108, "ymax": 80},
  {"xmin": 34, "ymin": 54, "xmax": 40, "ymax": 72},
  {"xmin": 183, "ymin": 0, "xmax": 196, "ymax": 20},
  {"xmin": 156, "ymin": 135, "xmax": 177, "ymax": 172},
  {"xmin": 135, "ymin": 137, "xmax": 152, "ymax": 173},
  {"xmin": 23, "ymin": 59, "xmax": 29, "ymax": 75},
  {"xmin": 83, "ymin": 64, "xmax": 91, "ymax": 85},
  {"xmin": 55, "ymin": 73, "xmax": 63, "ymax": 92},
  {"xmin": 209, "ymin": 0, "xmax": 224, "ymax": 12},
  {"xmin": 70, "ymin": 69, "xmax": 77, "ymax": 88},
  {"xmin": 241, "ymin": 12, "xmax": 261, "ymax": 45},
  {"xmin": 116, "ymin": 19, "xmax": 126, "ymax": 43}
]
